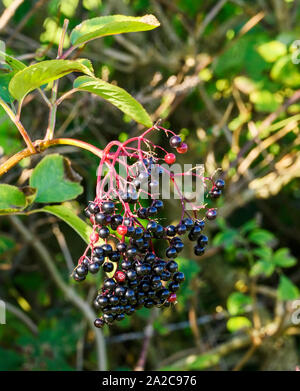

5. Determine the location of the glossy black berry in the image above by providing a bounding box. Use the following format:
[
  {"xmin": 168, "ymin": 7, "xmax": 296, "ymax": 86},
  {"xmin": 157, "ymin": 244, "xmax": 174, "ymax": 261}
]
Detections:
[
  {"xmin": 173, "ymin": 271, "xmax": 185, "ymax": 283},
  {"xmin": 102, "ymin": 244, "xmax": 113, "ymax": 256},
  {"xmin": 174, "ymin": 241, "xmax": 184, "ymax": 253},
  {"xmin": 153, "ymin": 199, "xmax": 164, "ymax": 211},
  {"xmin": 206, "ymin": 208, "xmax": 217, "ymax": 220},
  {"xmin": 99, "ymin": 226, "xmax": 110, "ymax": 239},
  {"xmin": 88, "ymin": 202, "xmax": 100, "ymax": 214},
  {"xmin": 103, "ymin": 262, "xmax": 114, "ymax": 273},
  {"xmin": 188, "ymin": 225, "xmax": 202, "ymax": 241},
  {"xmin": 137, "ymin": 207, "xmax": 147, "ymax": 219},
  {"xmin": 194, "ymin": 245, "xmax": 205, "ymax": 256},
  {"xmin": 73, "ymin": 273, "xmax": 85, "ymax": 282},
  {"xmin": 88, "ymin": 262, "xmax": 100, "ymax": 274},
  {"xmin": 176, "ymin": 224, "xmax": 187, "ymax": 235},
  {"xmin": 93, "ymin": 246, "xmax": 104, "ymax": 257},
  {"xmin": 76, "ymin": 264, "xmax": 88, "ymax": 277},
  {"xmin": 166, "ymin": 225, "xmax": 176, "ymax": 237},
  {"xmin": 183, "ymin": 218, "xmax": 194, "ymax": 230},
  {"xmin": 169, "ymin": 135, "xmax": 182, "ymax": 148},
  {"xmin": 98, "ymin": 296, "xmax": 109, "ymax": 307},
  {"xmin": 116, "ymin": 242, "xmax": 127, "ymax": 253},
  {"xmin": 94, "ymin": 318, "xmax": 105, "ymax": 328},
  {"xmin": 147, "ymin": 221, "xmax": 158, "ymax": 232},
  {"xmin": 104, "ymin": 278, "xmax": 116, "ymax": 291},
  {"xmin": 115, "ymin": 286, "xmax": 126, "ymax": 297},
  {"xmin": 166, "ymin": 260, "xmax": 178, "ymax": 273},
  {"xmin": 102, "ymin": 201, "xmax": 115, "ymax": 215},
  {"xmin": 126, "ymin": 269, "xmax": 137, "ymax": 280},
  {"xmin": 168, "ymin": 281, "xmax": 180, "ymax": 292},
  {"xmin": 109, "ymin": 251, "xmax": 121, "ymax": 263},
  {"xmin": 215, "ymin": 179, "xmax": 225, "ymax": 189},
  {"xmin": 144, "ymin": 252, "xmax": 156, "ymax": 263},
  {"xmin": 147, "ymin": 206, "xmax": 157, "ymax": 217},
  {"xmin": 166, "ymin": 247, "xmax": 177, "ymax": 258},
  {"xmin": 198, "ymin": 234, "xmax": 208, "ymax": 247},
  {"xmin": 126, "ymin": 247, "xmax": 138, "ymax": 259},
  {"xmin": 95, "ymin": 212, "xmax": 106, "ymax": 225}
]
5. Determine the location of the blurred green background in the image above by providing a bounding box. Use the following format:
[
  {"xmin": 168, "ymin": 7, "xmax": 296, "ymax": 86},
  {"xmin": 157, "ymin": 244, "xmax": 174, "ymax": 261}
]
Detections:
[{"xmin": 0, "ymin": 0, "xmax": 300, "ymax": 371}]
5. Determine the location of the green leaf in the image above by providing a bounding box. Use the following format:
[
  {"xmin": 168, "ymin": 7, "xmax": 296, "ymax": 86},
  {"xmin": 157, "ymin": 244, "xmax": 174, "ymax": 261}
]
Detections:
[
  {"xmin": 278, "ymin": 275, "xmax": 300, "ymax": 301},
  {"xmin": 253, "ymin": 246, "xmax": 272, "ymax": 261},
  {"xmin": 256, "ymin": 41, "xmax": 287, "ymax": 62},
  {"xmin": 0, "ymin": 50, "xmax": 26, "ymax": 72},
  {"xmin": 227, "ymin": 292, "xmax": 252, "ymax": 316},
  {"xmin": 227, "ymin": 316, "xmax": 252, "ymax": 333},
  {"xmin": 9, "ymin": 59, "xmax": 93, "ymax": 101},
  {"xmin": 70, "ymin": 14, "xmax": 160, "ymax": 46},
  {"xmin": 271, "ymin": 55, "xmax": 300, "ymax": 87},
  {"xmin": 250, "ymin": 260, "xmax": 275, "ymax": 277},
  {"xmin": 176, "ymin": 257, "xmax": 201, "ymax": 306},
  {"xmin": 36, "ymin": 204, "xmax": 93, "ymax": 244},
  {"xmin": 250, "ymin": 90, "xmax": 282, "ymax": 112},
  {"xmin": 273, "ymin": 248, "xmax": 297, "ymax": 268},
  {"xmin": 0, "ymin": 184, "xmax": 36, "ymax": 214},
  {"xmin": 212, "ymin": 229, "xmax": 238, "ymax": 247},
  {"xmin": 186, "ymin": 352, "xmax": 220, "ymax": 370},
  {"xmin": 0, "ymin": 73, "xmax": 14, "ymax": 103},
  {"xmin": 0, "ymin": 235, "xmax": 15, "ymax": 255},
  {"xmin": 240, "ymin": 219, "xmax": 258, "ymax": 234},
  {"xmin": 74, "ymin": 76, "xmax": 152, "ymax": 127},
  {"xmin": 29, "ymin": 154, "xmax": 83, "ymax": 203},
  {"xmin": 248, "ymin": 229, "xmax": 275, "ymax": 246}
]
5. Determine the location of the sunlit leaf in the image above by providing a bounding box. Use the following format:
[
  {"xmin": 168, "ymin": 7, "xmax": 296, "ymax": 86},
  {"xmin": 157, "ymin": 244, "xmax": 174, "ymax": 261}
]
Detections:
[
  {"xmin": 273, "ymin": 248, "xmax": 297, "ymax": 268},
  {"xmin": 9, "ymin": 60, "xmax": 93, "ymax": 101},
  {"xmin": 227, "ymin": 316, "xmax": 252, "ymax": 333},
  {"xmin": 278, "ymin": 275, "xmax": 300, "ymax": 301},
  {"xmin": 74, "ymin": 76, "xmax": 152, "ymax": 127},
  {"xmin": 257, "ymin": 41, "xmax": 287, "ymax": 63},
  {"xmin": 227, "ymin": 292, "xmax": 252, "ymax": 316},
  {"xmin": 250, "ymin": 260, "xmax": 275, "ymax": 277},
  {"xmin": 248, "ymin": 229, "xmax": 275, "ymax": 245},
  {"xmin": 70, "ymin": 14, "xmax": 160, "ymax": 46}
]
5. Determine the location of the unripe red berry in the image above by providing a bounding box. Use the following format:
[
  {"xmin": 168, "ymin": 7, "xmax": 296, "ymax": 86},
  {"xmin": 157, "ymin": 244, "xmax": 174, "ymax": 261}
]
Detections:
[
  {"xmin": 90, "ymin": 232, "xmax": 99, "ymax": 243},
  {"xmin": 117, "ymin": 225, "xmax": 127, "ymax": 235},
  {"xmin": 168, "ymin": 293, "xmax": 177, "ymax": 302},
  {"xmin": 164, "ymin": 153, "xmax": 176, "ymax": 164},
  {"xmin": 176, "ymin": 142, "xmax": 188, "ymax": 154},
  {"xmin": 115, "ymin": 270, "xmax": 126, "ymax": 283}
]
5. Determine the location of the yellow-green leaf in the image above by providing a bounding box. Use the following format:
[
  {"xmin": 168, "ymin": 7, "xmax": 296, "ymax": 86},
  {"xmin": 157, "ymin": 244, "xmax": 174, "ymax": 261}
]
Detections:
[
  {"xmin": 9, "ymin": 59, "xmax": 93, "ymax": 101},
  {"xmin": 70, "ymin": 14, "xmax": 160, "ymax": 46},
  {"xmin": 74, "ymin": 76, "xmax": 152, "ymax": 128}
]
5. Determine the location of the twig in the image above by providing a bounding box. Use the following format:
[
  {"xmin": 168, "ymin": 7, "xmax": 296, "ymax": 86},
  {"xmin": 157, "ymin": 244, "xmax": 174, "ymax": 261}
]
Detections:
[
  {"xmin": 5, "ymin": 301, "xmax": 38, "ymax": 335},
  {"xmin": 0, "ymin": 98, "xmax": 36, "ymax": 153},
  {"xmin": 8, "ymin": 215, "xmax": 107, "ymax": 371},
  {"xmin": 6, "ymin": 0, "xmax": 48, "ymax": 46},
  {"xmin": 52, "ymin": 223, "xmax": 74, "ymax": 273},
  {"xmin": 45, "ymin": 19, "xmax": 69, "ymax": 141},
  {"xmin": 196, "ymin": 0, "xmax": 228, "ymax": 39},
  {"xmin": 232, "ymin": 344, "xmax": 257, "ymax": 371},
  {"xmin": 134, "ymin": 309, "xmax": 158, "ymax": 371},
  {"xmin": 0, "ymin": 0, "xmax": 24, "ymax": 31},
  {"xmin": 0, "ymin": 137, "xmax": 103, "ymax": 177}
]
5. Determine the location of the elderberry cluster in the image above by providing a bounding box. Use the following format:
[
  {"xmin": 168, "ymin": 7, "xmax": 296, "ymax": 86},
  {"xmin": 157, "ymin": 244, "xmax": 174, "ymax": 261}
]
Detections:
[{"xmin": 72, "ymin": 130, "xmax": 225, "ymax": 327}]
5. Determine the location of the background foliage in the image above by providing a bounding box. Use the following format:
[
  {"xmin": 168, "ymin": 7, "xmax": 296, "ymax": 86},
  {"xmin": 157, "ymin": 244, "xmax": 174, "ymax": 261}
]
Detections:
[{"xmin": 0, "ymin": 0, "xmax": 300, "ymax": 371}]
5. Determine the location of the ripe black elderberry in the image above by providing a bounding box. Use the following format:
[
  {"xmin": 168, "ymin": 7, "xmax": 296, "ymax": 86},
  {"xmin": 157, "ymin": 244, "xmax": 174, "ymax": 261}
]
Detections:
[{"xmin": 73, "ymin": 128, "xmax": 225, "ymax": 327}]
